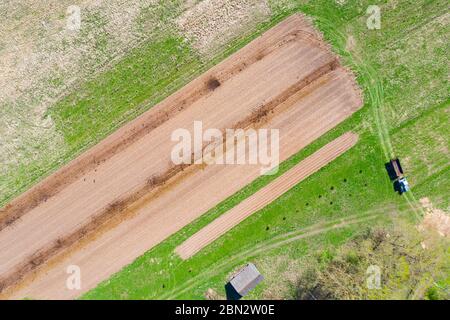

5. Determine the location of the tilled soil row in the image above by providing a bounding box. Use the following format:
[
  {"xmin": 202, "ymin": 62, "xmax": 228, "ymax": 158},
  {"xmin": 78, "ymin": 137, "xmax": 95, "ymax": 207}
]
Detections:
[
  {"xmin": 175, "ymin": 132, "xmax": 359, "ymax": 259},
  {"xmin": 2, "ymin": 13, "xmax": 335, "ymax": 288},
  {"xmin": 0, "ymin": 16, "xmax": 322, "ymax": 231},
  {"xmin": 5, "ymin": 66, "xmax": 363, "ymax": 299},
  {"xmin": 0, "ymin": 57, "xmax": 340, "ymax": 293}
]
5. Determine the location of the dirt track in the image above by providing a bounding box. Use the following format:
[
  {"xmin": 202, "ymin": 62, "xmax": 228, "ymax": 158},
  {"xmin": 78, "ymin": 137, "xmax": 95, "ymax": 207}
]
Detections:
[
  {"xmin": 0, "ymin": 14, "xmax": 363, "ymax": 299},
  {"xmin": 175, "ymin": 132, "xmax": 359, "ymax": 260}
]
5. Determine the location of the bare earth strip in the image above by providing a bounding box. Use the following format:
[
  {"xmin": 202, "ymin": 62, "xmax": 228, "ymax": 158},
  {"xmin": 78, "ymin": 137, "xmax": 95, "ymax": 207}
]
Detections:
[
  {"xmin": 0, "ymin": 14, "xmax": 331, "ymax": 277},
  {"xmin": 0, "ymin": 13, "xmax": 323, "ymax": 231},
  {"xmin": 175, "ymin": 132, "xmax": 359, "ymax": 260},
  {"xmin": 0, "ymin": 14, "xmax": 363, "ymax": 299},
  {"xmin": 4, "ymin": 66, "xmax": 361, "ymax": 299}
]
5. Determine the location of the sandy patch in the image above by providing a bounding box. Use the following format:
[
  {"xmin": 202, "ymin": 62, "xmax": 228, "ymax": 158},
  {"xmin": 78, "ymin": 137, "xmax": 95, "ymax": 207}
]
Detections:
[{"xmin": 418, "ymin": 197, "xmax": 450, "ymax": 238}]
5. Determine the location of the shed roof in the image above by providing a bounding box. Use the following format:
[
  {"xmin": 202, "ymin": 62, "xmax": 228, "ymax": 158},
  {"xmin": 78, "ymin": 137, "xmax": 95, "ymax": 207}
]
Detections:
[{"xmin": 229, "ymin": 263, "xmax": 264, "ymax": 297}]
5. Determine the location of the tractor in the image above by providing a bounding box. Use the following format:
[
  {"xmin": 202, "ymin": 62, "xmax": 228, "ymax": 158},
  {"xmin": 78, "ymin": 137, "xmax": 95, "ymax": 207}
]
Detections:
[{"xmin": 385, "ymin": 158, "xmax": 410, "ymax": 194}]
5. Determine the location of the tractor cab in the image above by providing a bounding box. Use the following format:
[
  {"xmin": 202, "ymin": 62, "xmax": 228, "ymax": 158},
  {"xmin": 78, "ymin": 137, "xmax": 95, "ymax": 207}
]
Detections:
[
  {"xmin": 385, "ymin": 158, "xmax": 410, "ymax": 194},
  {"xmin": 398, "ymin": 177, "xmax": 410, "ymax": 193}
]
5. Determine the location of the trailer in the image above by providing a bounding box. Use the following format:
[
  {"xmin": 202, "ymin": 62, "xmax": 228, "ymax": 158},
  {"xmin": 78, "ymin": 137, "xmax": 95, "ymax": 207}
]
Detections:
[
  {"xmin": 391, "ymin": 158, "xmax": 404, "ymax": 178},
  {"xmin": 386, "ymin": 158, "xmax": 410, "ymax": 194}
]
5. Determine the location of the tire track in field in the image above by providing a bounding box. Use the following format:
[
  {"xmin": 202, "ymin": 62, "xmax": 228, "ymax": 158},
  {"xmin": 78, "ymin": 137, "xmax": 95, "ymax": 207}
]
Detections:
[
  {"xmin": 162, "ymin": 8, "xmax": 446, "ymax": 299},
  {"xmin": 316, "ymin": 17, "xmax": 425, "ymax": 219},
  {"xmin": 175, "ymin": 132, "xmax": 358, "ymax": 259},
  {"xmin": 0, "ymin": 56, "xmax": 342, "ymax": 294},
  {"xmin": 161, "ymin": 196, "xmax": 440, "ymax": 300},
  {"xmin": 0, "ymin": 21, "xmax": 330, "ymax": 232},
  {"xmin": 160, "ymin": 211, "xmax": 385, "ymax": 300}
]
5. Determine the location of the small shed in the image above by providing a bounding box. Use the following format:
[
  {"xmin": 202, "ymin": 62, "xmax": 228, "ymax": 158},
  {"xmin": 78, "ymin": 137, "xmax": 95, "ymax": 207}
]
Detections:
[{"xmin": 226, "ymin": 263, "xmax": 264, "ymax": 299}]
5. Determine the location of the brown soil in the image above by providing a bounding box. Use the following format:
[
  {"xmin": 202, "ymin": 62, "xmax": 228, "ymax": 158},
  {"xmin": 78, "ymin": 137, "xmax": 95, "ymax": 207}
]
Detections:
[
  {"xmin": 0, "ymin": 14, "xmax": 363, "ymax": 299},
  {"xmin": 0, "ymin": 17, "xmax": 332, "ymax": 232},
  {"xmin": 175, "ymin": 132, "xmax": 359, "ymax": 259},
  {"xmin": 0, "ymin": 57, "xmax": 342, "ymax": 293}
]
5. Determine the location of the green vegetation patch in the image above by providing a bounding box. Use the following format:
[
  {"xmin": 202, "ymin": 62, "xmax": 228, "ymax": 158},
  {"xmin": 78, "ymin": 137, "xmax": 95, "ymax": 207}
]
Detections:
[
  {"xmin": 82, "ymin": 129, "xmax": 396, "ymax": 299},
  {"xmin": 50, "ymin": 36, "xmax": 202, "ymax": 151},
  {"xmin": 82, "ymin": 0, "xmax": 449, "ymax": 300},
  {"xmin": 2, "ymin": 0, "xmax": 445, "ymax": 300},
  {"xmin": 294, "ymin": 220, "xmax": 449, "ymax": 300}
]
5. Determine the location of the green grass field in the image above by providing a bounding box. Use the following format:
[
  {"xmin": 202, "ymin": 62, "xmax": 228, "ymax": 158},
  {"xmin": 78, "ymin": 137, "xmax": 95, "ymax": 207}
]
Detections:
[
  {"xmin": 2, "ymin": 0, "xmax": 447, "ymax": 300},
  {"xmin": 76, "ymin": 0, "xmax": 448, "ymax": 299}
]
